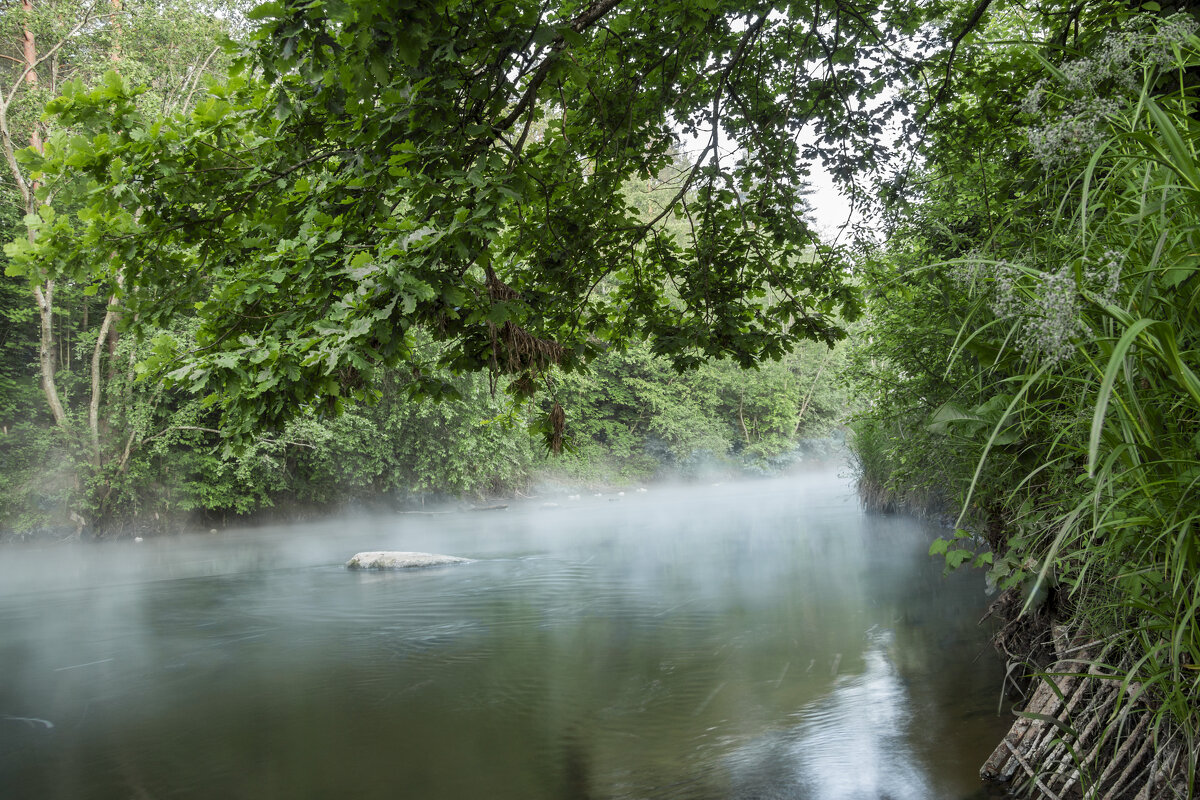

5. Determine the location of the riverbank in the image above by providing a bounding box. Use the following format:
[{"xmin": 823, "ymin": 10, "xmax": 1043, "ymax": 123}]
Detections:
[
  {"xmin": 0, "ymin": 438, "xmax": 849, "ymax": 543},
  {"xmin": 979, "ymin": 621, "xmax": 1193, "ymax": 799},
  {"xmin": 855, "ymin": 485, "xmax": 1195, "ymax": 799}
]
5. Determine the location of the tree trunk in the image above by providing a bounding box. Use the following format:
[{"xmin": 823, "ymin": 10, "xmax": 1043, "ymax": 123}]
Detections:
[
  {"xmin": 104, "ymin": 0, "xmax": 124, "ymax": 373},
  {"xmin": 737, "ymin": 394, "xmax": 751, "ymax": 444},
  {"xmin": 793, "ymin": 349, "xmax": 833, "ymax": 437},
  {"xmin": 21, "ymin": 1, "xmax": 38, "ymax": 87},
  {"xmin": 34, "ymin": 280, "xmax": 68, "ymax": 428},
  {"xmin": 12, "ymin": 0, "xmax": 67, "ymax": 430},
  {"xmin": 109, "ymin": 0, "xmax": 123, "ymax": 62},
  {"xmin": 89, "ymin": 301, "xmax": 119, "ymax": 461}
]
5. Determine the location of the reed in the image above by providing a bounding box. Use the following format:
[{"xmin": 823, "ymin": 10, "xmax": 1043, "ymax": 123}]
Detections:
[{"xmin": 950, "ymin": 20, "xmax": 1200, "ymax": 795}]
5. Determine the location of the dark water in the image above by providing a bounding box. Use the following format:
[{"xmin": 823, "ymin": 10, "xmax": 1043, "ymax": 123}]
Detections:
[{"xmin": 0, "ymin": 471, "xmax": 1010, "ymax": 799}]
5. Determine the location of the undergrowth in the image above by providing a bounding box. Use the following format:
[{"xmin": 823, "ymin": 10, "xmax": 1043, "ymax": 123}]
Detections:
[{"xmin": 851, "ymin": 15, "xmax": 1200, "ymax": 796}]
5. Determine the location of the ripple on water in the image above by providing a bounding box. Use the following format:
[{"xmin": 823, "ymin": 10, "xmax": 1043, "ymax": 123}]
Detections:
[{"xmin": 0, "ymin": 474, "xmax": 1010, "ymax": 800}]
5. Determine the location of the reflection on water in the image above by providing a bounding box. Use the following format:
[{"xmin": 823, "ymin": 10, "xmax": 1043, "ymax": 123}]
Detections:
[
  {"xmin": 728, "ymin": 629, "xmax": 933, "ymax": 800},
  {"xmin": 0, "ymin": 471, "xmax": 1010, "ymax": 800}
]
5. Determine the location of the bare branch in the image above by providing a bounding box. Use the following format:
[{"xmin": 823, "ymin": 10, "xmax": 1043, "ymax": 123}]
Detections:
[
  {"xmin": 488, "ymin": 0, "xmax": 625, "ymax": 137},
  {"xmin": 2, "ymin": 0, "xmax": 111, "ymax": 112},
  {"xmin": 180, "ymin": 46, "xmax": 223, "ymax": 113},
  {"xmin": 935, "ymin": 0, "xmax": 995, "ymax": 103},
  {"xmin": 0, "ymin": 0, "xmax": 112, "ymax": 208}
]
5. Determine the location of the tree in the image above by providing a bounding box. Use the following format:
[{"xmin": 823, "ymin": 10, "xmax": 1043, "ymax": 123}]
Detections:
[
  {"xmin": 0, "ymin": 0, "xmax": 88, "ymax": 430},
  {"xmin": 0, "ymin": 0, "xmax": 245, "ymax": 535},
  {"xmin": 1, "ymin": 0, "xmax": 240, "ymax": 449},
  {"xmin": 6, "ymin": 0, "xmax": 994, "ymax": 441}
]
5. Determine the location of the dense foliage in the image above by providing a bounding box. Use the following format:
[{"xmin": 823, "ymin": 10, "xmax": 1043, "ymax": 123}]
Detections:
[
  {"xmin": 0, "ymin": 0, "xmax": 862, "ymax": 538},
  {"xmin": 4, "ymin": 0, "xmax": 919, "ymax": 440},
  {"xmin": 0, "ymin": 331, "xmax": 848, "ymax": 537},
  {"xmin": 847, "ymin": 8, "xmax": 1200, "ymax": 790}
]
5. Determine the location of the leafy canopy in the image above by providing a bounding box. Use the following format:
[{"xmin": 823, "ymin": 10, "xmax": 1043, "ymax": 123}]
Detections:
[{"xmin": 8, "ymin": 0, "xmax": 946, "ymax": 436}]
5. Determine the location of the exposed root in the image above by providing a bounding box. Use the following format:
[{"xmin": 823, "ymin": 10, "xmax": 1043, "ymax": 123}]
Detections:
[
  {"xmin": 488, "ymin": 319, "xmax": 564, "ymax": 378},
  {"xmin": 985, "ymin": 587, "xmax": 1058, "ymax": 671}
]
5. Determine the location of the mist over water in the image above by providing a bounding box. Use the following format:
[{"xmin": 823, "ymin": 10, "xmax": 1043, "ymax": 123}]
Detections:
[{"xmin": 0, "ymin": 470, "xmax": 1009, "ymax": 799}]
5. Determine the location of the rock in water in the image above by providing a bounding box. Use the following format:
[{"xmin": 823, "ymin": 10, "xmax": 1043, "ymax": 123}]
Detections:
[{"xmin": 345, "ymin": 551, "xmax": 472, "ymax": 570}]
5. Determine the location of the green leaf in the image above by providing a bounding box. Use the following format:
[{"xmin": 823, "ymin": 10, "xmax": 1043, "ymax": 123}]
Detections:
[
  {"xmin": 945, "ymin": 549, "xmax": 973, "ymax": 569},
  {"xmin": 927, "ymin": 402, "xmax": 984, "ymax": 433},
  {"xmin": 246, "ymin": 1, "xmax": 283, "ymax": 20},
  {"xmin": 1088, "ymin": 317, "xmax": 1155, "ymax": 477}
]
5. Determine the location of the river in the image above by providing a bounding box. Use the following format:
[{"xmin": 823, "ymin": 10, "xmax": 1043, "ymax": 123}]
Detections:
[{"xmin": 0, "ymin": 470, "xmax": 1010, "ymax": 799}]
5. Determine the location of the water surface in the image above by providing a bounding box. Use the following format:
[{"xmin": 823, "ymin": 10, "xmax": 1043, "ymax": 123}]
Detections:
[{"xmin": 0, "ymin": 471, "xmax": 1009, "ymax": 799}]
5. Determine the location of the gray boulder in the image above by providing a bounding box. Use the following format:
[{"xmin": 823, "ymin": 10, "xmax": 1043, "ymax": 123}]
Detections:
[{"xmin": 345, "ymin": 551, "xmax": 472, "ymax": 570}]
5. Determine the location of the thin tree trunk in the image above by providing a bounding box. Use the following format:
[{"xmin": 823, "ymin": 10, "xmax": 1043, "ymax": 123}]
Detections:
[
  {"xmin": 34, "ymin": 280, "xmax": 68, "ymax": 427},
  {"xmin": 22, "ymin": 0, "xmax": 60, "ymax": 424},
  {"xmin": 89, "ymin": 302, "xmax": 118, "ymax": 461},
  {"xmin": 14, "ymin": 0, "xmax": 67, "ymax": 430},
  {"xmin": 737, "ymin": 394, "xmax": 751, "ymax": 444},
  {"xmin": 109, "ymin": 0, "xmax": 123, "ymax": 62},
  {"xmin": 793, "ymin": 349, "xmax": 833, "ymax": 437},
  {"xmin": 105, "ymin": 0, "xmax": 124, "ymax": 373},
  {"xmin": 103, "ymin": 0, "xmax": 124, "ymax": 369},
  {"xmin": 21, "ymin": 1, "xmax": 37, "ymax": 87}
]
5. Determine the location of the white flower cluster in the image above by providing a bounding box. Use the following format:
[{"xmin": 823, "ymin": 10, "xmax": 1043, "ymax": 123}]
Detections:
[
  {"xmin": 1026, "ymin": 102, "xmax": 1123, "ymax": 169},
  {"xmin": 1084, "ymin": 249, "xmax": 1124, "ymax": 307},
  {"xmin": 1018, "ymin": 80, "xmax": 1048, "ymax": 116},
  {"xmin": 1023, "ymin": 266, "xmax": 1083, "ymax": 364},
  {"xmin": 951, "ymin": 256, "xmax": 1084, "ymax": 365},
  {"xmin": 951, "ymin": 245, "xmax": 1129, "ymax": 365},
  {"xmin": 1021, "ymin": 14, "xmax": 1199, "ymax": 170},
  {"xmin": 1096, "ymin": 14, "xmax": 1199, "ymax": 77}
]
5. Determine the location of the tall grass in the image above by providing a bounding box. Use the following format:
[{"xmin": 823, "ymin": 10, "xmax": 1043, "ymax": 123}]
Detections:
[{"xmin": 952, "ymin": 20, "xmax": 1200, "ymax": 794}]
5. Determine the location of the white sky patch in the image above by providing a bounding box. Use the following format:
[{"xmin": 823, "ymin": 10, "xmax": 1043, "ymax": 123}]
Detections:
[
  {"xmin": 805, "ymin": 158, "xmax": 858, "ymax": 243},
  {"xmin": 671, "ymin": 127, "xmax": 866, "ymax": 246}
]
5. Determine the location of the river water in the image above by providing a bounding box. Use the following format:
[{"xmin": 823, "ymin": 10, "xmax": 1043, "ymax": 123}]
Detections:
[{"xmin": 0, "ymin": 470, "xmax": 1010, "ymax": 799}]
